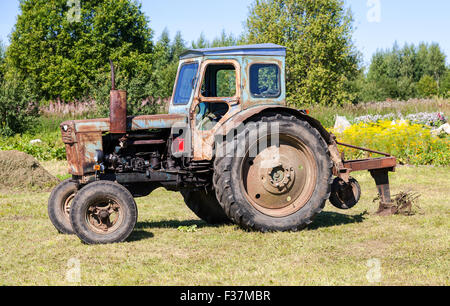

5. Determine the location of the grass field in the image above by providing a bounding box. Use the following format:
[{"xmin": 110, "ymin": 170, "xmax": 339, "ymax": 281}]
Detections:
[{"xmin": 0, "ymin": 161, "xmax": 448, "ymax": 286}]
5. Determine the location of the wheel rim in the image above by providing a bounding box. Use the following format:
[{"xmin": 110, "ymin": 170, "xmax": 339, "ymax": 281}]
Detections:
[
  {"xmin": 62, "ymin": 194, "xmax": 75, "ymax": 222},
  {"xmin": 85, "ymin": 198, "xmax": 124, "ymax": 235},
  {"xmin": 241, "ymin": 134, "xmax": 318, "ymax": 218}
]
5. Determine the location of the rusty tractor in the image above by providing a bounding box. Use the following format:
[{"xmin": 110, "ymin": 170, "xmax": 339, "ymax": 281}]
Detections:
[{"xmin": 48, "ymin": 44, "xmax": 397, "ymax": 244}]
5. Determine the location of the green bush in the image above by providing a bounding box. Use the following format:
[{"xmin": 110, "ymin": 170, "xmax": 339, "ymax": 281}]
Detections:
[
  {"xmin": 440, "ymin": 70, "xmax": 450, "ymax": 98},
  {"xmin": 0, "ymin": 131, "xmax": 66, "ymax": 161},
  {"xmin": 0, "ymin": 76, "xmax": 39, "ymax": 136},
  {"xmin": 417, "ymin": 75, "xmax": 439, "ymax": 98}
]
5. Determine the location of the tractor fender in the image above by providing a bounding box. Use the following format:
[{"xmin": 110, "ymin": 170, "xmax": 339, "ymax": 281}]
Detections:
[{"xmin": 216, "ymin": 105, "xmax": 333, "ymax": 145}]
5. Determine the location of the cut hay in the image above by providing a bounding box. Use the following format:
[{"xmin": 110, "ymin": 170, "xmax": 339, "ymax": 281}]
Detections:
[{"xmin": 0, "ymin": 151, "xmax": 60, "ymax": 192}]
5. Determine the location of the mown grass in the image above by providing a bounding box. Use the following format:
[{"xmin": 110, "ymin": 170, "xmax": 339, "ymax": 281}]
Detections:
[{"xmin": 0, "ymin": 162, "xmax": 448, "ymax": 286}]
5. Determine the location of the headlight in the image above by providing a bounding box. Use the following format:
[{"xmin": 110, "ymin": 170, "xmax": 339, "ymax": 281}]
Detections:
[{"xmin": 62, "ymin": 125, "xmax": 69, "ymax": 132}]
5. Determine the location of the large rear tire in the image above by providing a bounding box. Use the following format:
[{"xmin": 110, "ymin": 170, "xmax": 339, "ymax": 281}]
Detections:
[
  {"xmin": 213, "ymin": 114, "xmax": 333, "ymax": 232},
  {"xmin": 181, "ymin": 188, "xmax": 229, "ymax": 225},
  {"xmin": 70, "ymin": 181, "xmax": 138, "ymax": 245}
]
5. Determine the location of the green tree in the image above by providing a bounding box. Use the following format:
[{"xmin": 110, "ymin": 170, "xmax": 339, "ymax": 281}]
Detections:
[
  {"xmin": 426, "ymin": 43, "xmax": 447, "ymax": 85},
  {"xmin": 245, "ymin": 0, "xmax": 359, "ymax": 106},
  {"xmin": 211, "ymin": 30, "xmax": 238, "ymax": 48},
  {"xmin": 364, "ymin": 42, "xmax": 447, "ymax": 101},
  {"xmin": 0, "ymin": 39, "xmax": 40, "ymax": 135},
  {"xmin": 440, "ymin": 69, "xmax": 450, "ymax": 98},
  {"xmin": 192, "ymin": 32, "xmax": 210, "ymax": 49},
  {"xmin": 157, "ymin": 28, "xmax": 171, "ymax": 63},
  {"xmin": 6, "ymin": 0, "xmax": 155, "ymax": 106},
  {"xmin": 191, "ymin": 30, "xmax": 240, "ymax": 50},
  {"xmin": 151, "ymin": 29, "xmax": 181, "ymax": 100},
  {"xmin": 0, "ymin": 75, "xmax": 39, "ymax": 136},
  {"xmin": 365, "ymin": 50, "xmax": 398, "ymax": 101},
  {"xmin": 417, "ymin": 75, "xmax": 438, "ymax": 98},
  {"xmin": 171, "ymin": 31, "xmax": 187, "ymax": 61},
  {"xmin": 0, "ymin": 40, "xmax": 5, "ymax": 82}
]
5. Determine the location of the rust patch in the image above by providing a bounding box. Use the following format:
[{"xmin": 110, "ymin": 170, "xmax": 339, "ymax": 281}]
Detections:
[
  {"xmin": 65, "ymin": 143, "xmax": 82, "ymax": 175},
  {"xmin": 190, "ymin": 59, "xmax": 243, "ymax": 161}
]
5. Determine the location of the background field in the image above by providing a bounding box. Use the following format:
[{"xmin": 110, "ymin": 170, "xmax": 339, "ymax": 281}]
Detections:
[{"xmin": 0, "ymin": 161, "xmax": 448, "ymax": 286}]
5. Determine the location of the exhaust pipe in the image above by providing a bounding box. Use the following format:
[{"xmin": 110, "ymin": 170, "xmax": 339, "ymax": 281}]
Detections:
[{"xmin": 109, "ymin": 60, "xmax": 127, "ymax": 134}]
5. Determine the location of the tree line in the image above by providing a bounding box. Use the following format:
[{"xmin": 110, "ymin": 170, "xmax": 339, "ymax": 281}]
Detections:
[
  {"xmin": 358, "ymin": 42, "xmax": 449, "ymax": 102},
  {"xmin": 0, "ymin": 0, "xmax": 449, "ymax": 136}
]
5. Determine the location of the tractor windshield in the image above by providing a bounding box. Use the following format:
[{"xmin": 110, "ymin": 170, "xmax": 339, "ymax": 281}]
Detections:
[{"xmin": 173, "ymin": 62, "xmax": 199, "ymax": 105}]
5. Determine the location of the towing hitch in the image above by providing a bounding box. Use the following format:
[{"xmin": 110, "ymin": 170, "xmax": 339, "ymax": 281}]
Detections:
[{"xmin": 329, "ymin": 137, "xmax": 398, "ymax": 216}]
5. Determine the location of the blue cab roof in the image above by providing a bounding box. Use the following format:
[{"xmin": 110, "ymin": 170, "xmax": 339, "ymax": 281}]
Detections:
[{"xmin": 180, "ymin": 43, "xmax": 286, "ymax": 60}]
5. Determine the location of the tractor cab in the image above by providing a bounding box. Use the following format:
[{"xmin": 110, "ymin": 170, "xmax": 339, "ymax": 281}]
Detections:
[
  {"xmin": 169, "ymin": 43, "xmax": 286, "ymax": 115},
  {"xmin": 169, "ymin": 44, "xmax": 288, "ymax": 160}
]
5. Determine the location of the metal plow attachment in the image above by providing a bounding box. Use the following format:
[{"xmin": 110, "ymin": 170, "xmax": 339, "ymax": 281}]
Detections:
[{"xmin": 329, "ymin": 137, "xmax": 398, "ymax": 216}]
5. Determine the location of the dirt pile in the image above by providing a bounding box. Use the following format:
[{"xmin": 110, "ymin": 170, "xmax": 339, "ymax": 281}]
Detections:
[{"xmin": 0, "ymin": 151, "xmax": 60, "ymax": 192}]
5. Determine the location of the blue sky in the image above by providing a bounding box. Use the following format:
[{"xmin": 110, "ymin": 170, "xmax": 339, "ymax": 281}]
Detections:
[{"xmin": 0, "ymin": 0, "xmax": 449, "ymax": 65}]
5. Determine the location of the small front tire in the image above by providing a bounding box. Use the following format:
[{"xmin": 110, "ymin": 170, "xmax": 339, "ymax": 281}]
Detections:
[
  {"xmin": 48, "ymin": 179, "xmax": 78, "ymax": 235},
  {"xmin": 70, "ymin": 181, "xmax": 138, "ymax": 245}
]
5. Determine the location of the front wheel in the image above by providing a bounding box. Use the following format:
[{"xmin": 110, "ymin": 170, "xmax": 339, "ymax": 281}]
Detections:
[
  {"xmin": 214, "ymin": 114, "xmax": 333, "ymax": 232},
  {"xmin": 70, "ymin": 181, "xmax": 138, "ymax": 245},
  {"xmin": 48, "ymin": 179, "xmax": 78, "ymax": 235}
]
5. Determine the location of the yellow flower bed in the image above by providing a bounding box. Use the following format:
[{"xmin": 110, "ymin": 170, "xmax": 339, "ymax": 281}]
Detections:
[{"xmin": 332, "ymin": 120, "xmax": 450, "ymax": 166}]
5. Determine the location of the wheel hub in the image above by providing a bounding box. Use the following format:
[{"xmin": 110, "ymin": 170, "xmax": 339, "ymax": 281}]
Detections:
[
  {"xmin": 87, "ymin": 201, "xmax": 121, "ymax": 233},
  {"xmin": 263, "ymin": 164, "xmax": 296, "ymax": 194}
]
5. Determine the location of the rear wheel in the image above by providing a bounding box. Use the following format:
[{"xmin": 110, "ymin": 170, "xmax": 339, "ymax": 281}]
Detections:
[
  {"xmin": 70, "ymin": 181, "xmax": 138, "ymax": 245},
  {"xmin": 181, "ymin": 188, "xmax": 229, "ymax": 224},
  {"xmin": 214, "ymin": 114, "xmax": 333, "ymax": 232}
]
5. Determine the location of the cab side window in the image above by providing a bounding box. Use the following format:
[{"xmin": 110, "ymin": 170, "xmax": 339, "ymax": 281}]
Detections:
[
  {"xmin": 250, "ymin": 64, "xmax": 281, "ymax": 98},
  {"xmin": 201, "ymin": 64, "xmax": 236, "ymax": 98}
]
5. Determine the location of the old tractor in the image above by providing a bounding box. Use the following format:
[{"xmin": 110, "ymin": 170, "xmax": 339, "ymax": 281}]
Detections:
[{"xmin": 48, "ymin": 44, "xmax": 397, "ymax": 244}]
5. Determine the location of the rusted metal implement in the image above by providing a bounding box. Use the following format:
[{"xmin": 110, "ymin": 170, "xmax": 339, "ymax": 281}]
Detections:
[
  {"xmin": 333, "ymin": 140, "xmax": 397, "ymax": 215},
  {"xmin": 50, "ymin": 44, "xmax": 398, "ymax": 245}
]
